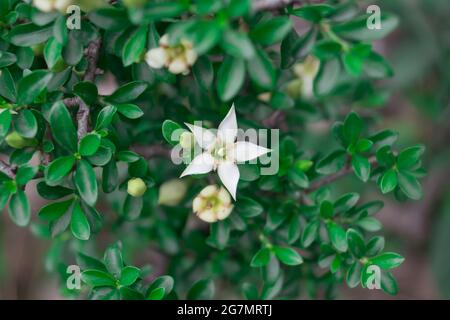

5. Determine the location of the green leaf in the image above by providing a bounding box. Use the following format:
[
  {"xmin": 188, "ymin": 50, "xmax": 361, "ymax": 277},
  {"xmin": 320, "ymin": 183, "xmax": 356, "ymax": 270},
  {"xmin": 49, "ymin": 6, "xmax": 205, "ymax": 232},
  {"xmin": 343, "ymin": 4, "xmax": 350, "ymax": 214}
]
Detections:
[
  {"xmin": 371, "ymin": 252, "xmax": 405, "ymax": 269},
  {"xmin": 381, "ymin": 271, "xmax": 398, "ymax": 295},
  {"xmin": 187, "ymin": 279, "xmax": 215, "ymax": 300},
  {"xmin": 107, "ymin": 81, "xmax": 148, "ymax": 103},
  {"xmin": 95, "ymin": 105, "xmax": 117, "ymax": 130},
  {"xmin": 16, "ymin": 70, "xmax": 52, "ymax": 105},
  {"xmin": 357, "ymin": 217, "xmax": 382, "ymax": 232},
  {"xmin": 49, "ymin": 101, "xmax": 77, "ymax": 152},
  {"xmin": 74, "ymin": 159, "xmax": 98, "ymax": 207},
  {"xmin": 343, "ymin": 112, "xmax": 362, "ymax": 144},
  {"xmin": 380, "ymin": 169, "xmax": 397, "ymax": 194},
  {"xmin": 352, "ymin": 154, "xmax": 371, "ymax": 182},
  {"xmin": 216, "ymin": 56, "xmax": 245, "ymax": 102},
  {"xmin": 247, "ymin": 47, "xmax": 275, "ymax": 90},
  {"xmin": 221, "ymin": 29, "xmax": 255, "ymax": 59},
  {"xmin": 162, "ymin": 120, "xmax": 183, "ymax": 146},
  {"xmin": 332, "ymin": 14, "xmax": 399, "ymax": 41},
  {"xmin": 139, "ymin": 2, "xmax": 187, "ymax": 22},
  {"xmin": 36, "ymin": 181, "xmax": 73, "ymax": 200},
  {"xmin": 346, "ymin": 229, "xmax": 366, "ymax": 258},
  {"xmin": 122, "ymin": 26, "xmax": 147, "ymax": 67},
  {"xmin": 207, "ymin": 220, "xmax": 230, "ymax": 250},
  {"xmin": 366, "ymin": 236, "xmax": 385, "ymax": 257},
  {"xmin": 0, "ymin": 187, "xmax": 10, "ymax": 211},
  {"xmin": 82, "ymin": 270, "xmax": 116, "ymax": 287},
  {"xmin": 320, "ymin": 200, "xmax": 334, "ymax": 219},
  {"xmin": 236, "ymin": 196, "xmax": 263, "ymax": 218},
  {"xmin": 8, "ymin": 23, "xmax": 53, "ymax": 46},
  {"xmin": 88, "ymin": 8, "xmax": 130, "ymax": 31},
  {"xmin": 0, "ymin": 110, "xmax": 12, "ymax": 138},
  {"xmin": 79, "ymin": 133, "xmax": 101, "ymax": 157},
  {"xmin": 147, "ymin": 276, "xmax": 174, "ymax": 297},
  {"xmin": 0, "ymin": 68, "xmax": 17, "ymax": 102},
  {"xmin": 346, "ymin": 262, "xmax": 362, "ymax": 288},
  {"xmin": 45, "ymin": 155, "xmax": 76, "ymax": 186},
  {"xmin": 397, "ymin": 145, "xmax": 425, "ymax": 170},
  {"xmin": 38, "ymin": 199, "xmax": 73, "ymax": 221},
  {"xmin": 250, "ymin": 248, "xmax": 271, "ymax": 267},
  {"xmin": 102, "ymin": 160, "xmax": 118, "ymax": 193},
  {"xmin": 273, "ymin": 247, "xmax": 303, "ymax": 266},
  {"xmin": 290, "ymin": 4, "xmax": 335, "ymax": 23},
  {"xmin": 44, "ymin": 37, "xmax": 62, "ymax": 68},
  {"xmin": 0, "ymin": 51, "xmax": 17, "ymax": 68},
  {"xmin": 104, "ymin": 243, "xmax": 123, "ymax": 278},
  {"xmin": 15, "ymin": 164, "xmax": 38, "ymax": 186},
  {"xmin": 316, "ymin": 150, "xmax": 346, "ymax": 174},
  {"xmin": 123, "ymin": 194, "xmax": 143, "ymax": 220},
  {"xmin": 116, "ymin": 104, "xmax": 144, "ymax": 119},
  {"xmin": 193, "ymin": 56, "xmax": 214, "ymax": 90},
  {"xmin": 364, "ymin": 52, "xmax": 394, "ymax": 78},
  {"xmin": 397, "ymin": 171, "xmax": 423, "ymax": 200},
  {"xmin": 15, "ymin": 109, "xmax": 38, "ymax": 138},
  {"xmin": 147, "ymin": 287, "xmax": 165, "ymax": 300},
  {"xmin": 326, "ymin": 221, "xmax": 348, "ymax": 252},
  {"xmin": 250, "ymin": 17, "xmax": 292, "ymax": 46},
  {"xmin": 287, "ymin": 167, "xmax": 309, "ymax": 188},
  {"xmin": 313, "ymin": 40, "xmax": 342, "ymax": 59},
  {"xmin": 74, "ymin": 81, "xmax": 98, "ymax": 105},
  {"xmin": 70, "ymin": 201, "xmax": 91, "ymax": 240},
  {"xmin": 314, "ymin": 58, "xmax": 341, "ymax": 96},
  {"xmin": 8, "ymin": 190, "xmax": 30, "ymax": 227},
  {"xmin": 120, "ymin": 266, "xmax": 141, "ymax": 286},
  {"xmin": 301, "ymin": 220, "xmax": 319, "ymax": 248},
  {"xmin": 334, "ymin": 192, "xmax": 359, "ymax": 213}
]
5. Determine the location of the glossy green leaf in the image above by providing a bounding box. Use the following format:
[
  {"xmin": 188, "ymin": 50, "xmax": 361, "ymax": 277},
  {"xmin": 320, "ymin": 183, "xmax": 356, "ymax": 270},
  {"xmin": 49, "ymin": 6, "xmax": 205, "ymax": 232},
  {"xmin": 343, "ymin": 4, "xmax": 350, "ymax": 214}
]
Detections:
[{"xmin": 74, "ymin": 159, "xmax": 98, "ymax": 207}]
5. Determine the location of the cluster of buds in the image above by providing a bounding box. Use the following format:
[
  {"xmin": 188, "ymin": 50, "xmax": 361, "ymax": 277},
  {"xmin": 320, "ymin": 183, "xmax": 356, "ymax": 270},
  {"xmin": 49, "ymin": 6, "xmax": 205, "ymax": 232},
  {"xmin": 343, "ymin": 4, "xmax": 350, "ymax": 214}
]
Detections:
[
  {"xmin": 193, "ymin": 185, "xmax": 234, "ymax": 223},
  {"xmin": 286, "ymin": 55, "xmax": 320, "ymax": 99},
  {"xmin": 145, "ymin": 35, "xmax": 197, "ymax": 75},
  {"xmin": 33, "ymin": 0, "xmax": 73, "ymax": 12}
]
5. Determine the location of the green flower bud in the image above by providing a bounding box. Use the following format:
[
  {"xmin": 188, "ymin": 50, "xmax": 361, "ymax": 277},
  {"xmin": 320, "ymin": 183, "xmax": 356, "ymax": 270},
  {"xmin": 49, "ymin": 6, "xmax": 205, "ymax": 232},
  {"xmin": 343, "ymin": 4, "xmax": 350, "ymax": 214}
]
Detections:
[
  {"xmin": 127, "ymin": 178, "xmax": 147, "ymax": 197},
  {"xmin": 158, "ymin": 179, "xmax": 188, "ymax": 206},
  {"xmin": 5, "ymin": 131, "xmax": 37, "ymax": 149}
]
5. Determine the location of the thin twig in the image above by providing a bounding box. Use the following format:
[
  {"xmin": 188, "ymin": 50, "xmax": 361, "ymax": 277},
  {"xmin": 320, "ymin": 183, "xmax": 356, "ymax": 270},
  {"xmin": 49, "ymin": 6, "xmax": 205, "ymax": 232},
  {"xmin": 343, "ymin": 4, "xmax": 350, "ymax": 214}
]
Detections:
[
  {"xmin": 0, "ymin": 159, "xmax": 15, "ymax": 179},
  {"xmin": 132, "ymin": 144, "xmax": 171, "ymax": 159},
  {"xmin": 306, "ymin": 156, "xmax": 377, "ymax": 193}
]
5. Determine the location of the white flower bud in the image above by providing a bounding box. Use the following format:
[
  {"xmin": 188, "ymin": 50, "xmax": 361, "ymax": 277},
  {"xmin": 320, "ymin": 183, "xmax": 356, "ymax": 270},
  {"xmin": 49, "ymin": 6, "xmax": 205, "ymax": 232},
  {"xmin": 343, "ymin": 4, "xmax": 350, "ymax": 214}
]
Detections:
[
  {"xmin": 159, "ymin": 34, "xmax": 169, "ymax": 47},
  {"xmin": 158, "ymin": 179, "xmax": 188, "ymax": 206},
  {"xmin": 179, "ymin": 131, "xmax": 195, "ymax": 149},
  {"xmin": 54, "ymin": 0, "xmax": 72, "ymax": 12},
  {"xmin": 145, "ymin": 48, "xmax": 168, "ymax": 69},
  {"xmin": 33, "ymin": 0, "xmax": 54, "ymax": 12},
  {"xmin": 127, "ymin": 178, "xmax": 147, "ymax": 197},
  {"xmin": 185, "ymin": 48, "xmax": 198, "ymax": 66},
  {"xmin": 193, "ymin": 185, "xmax": 233, "ymax": 223}
]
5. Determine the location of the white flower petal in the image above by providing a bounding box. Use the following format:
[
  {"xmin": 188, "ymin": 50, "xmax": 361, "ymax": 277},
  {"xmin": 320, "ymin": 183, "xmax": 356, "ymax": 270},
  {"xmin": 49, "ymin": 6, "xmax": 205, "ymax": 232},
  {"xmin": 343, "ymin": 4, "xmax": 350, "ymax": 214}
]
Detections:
[
  {"xmin": 145, "ymin": 48, "xmax": 167, "ymax": 69},
  {"xmin": 34, "ymin": 0, "xmax": 53, "ymax": 12},
  {"xmin": 159, "ymin": 34, "xmax": 169, "ymax": 47},
  {"xmin": 185, "ymin": 49, "xmax": 197, "ymax": 66},
  {"xmin": 168, "ymin": 58, "xmax": 188, "ymax": 74},
  {"xmin": 218, "ymin": 104, "xmax": 238, "ymax": 144},
  {"xmin": 180, "ymin": 152, "xmax": 214, "ymax": 177},
  {"xmin": 233, "ymin": 141, "xmax": 271, "ymax": 162},
  {"xmin": 218, "ymin": 162, "xmax": 240, "ymax": 200},
  {"xmin": 217, "ymin": 205, "xmax": 233, "ymax": 221},
  {"xmin": 197, "ymin": 209, "xmax": 217, "ymax": 223},
  {"xmin": 185, "ymin": 123, "xmax": 216, "ymax": 150}
]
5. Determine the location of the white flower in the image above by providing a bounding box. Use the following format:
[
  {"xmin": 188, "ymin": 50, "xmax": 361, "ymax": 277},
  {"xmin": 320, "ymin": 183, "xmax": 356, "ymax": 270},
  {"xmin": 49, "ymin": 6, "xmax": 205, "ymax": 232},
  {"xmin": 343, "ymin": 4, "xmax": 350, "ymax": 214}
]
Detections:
[
  {"xmin": 144, "ymin": 34, "xmax": 197, "ymax": 75},
  {"xmin": 180, "ymin": 105, "xmax": 271, "ymax": 200},
  {"xmin": 193, "ymin": 185, "xmax": 233, "ymax": 223},
  {"xmin": 33, "ymin": 0, "xmax": 72, "ymax": 12},
  {"xmin": 158, "ymin": 179, "xmax": 188, "ymax": 206},
  {"xmin": 293, "ymin": 55, "xmax": 320, "ymax": 99},
  {"xmin": 145, "ymin": 47, "xmax": 168, "ymax": 69}
]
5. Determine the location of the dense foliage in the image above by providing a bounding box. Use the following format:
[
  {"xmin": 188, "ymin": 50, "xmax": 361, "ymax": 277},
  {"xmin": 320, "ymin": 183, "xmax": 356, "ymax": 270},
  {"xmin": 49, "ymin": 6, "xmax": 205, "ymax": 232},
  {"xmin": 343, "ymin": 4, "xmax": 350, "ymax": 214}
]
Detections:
[{"xmin": 0, "ymin": 0, "xmax": 426, "ymax": 299}]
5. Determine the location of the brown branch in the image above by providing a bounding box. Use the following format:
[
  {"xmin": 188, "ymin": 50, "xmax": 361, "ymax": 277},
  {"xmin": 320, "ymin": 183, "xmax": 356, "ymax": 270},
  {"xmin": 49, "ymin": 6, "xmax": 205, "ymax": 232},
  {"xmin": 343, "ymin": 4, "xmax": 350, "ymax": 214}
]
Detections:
[
  {"xmin": 132, "ymin": 144, "xmax": 171, "ymax": 159},
  {"xmin": 306, "ymin": 156, "xmax": 377, "ymax": 193},
  {"xmin": 0, "ymin": 159, "xmax": 15, "ymax": 179},
  {"xmin": 63, "ymin": 39, "xmax": 102, "ymax": 141}
]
